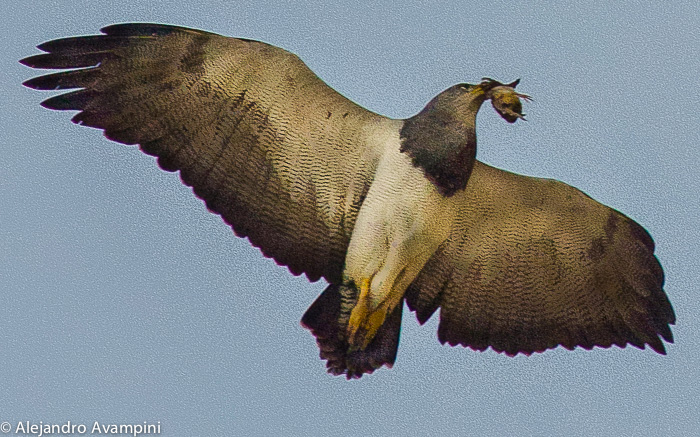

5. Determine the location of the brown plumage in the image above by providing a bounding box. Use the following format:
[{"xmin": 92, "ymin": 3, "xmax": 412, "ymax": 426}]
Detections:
[{"xmin": 21, "ymin": 23, "xmax": 674, "ymax": 378}]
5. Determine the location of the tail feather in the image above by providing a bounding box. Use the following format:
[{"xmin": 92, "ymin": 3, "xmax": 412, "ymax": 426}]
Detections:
[{"xmin": 301, "ymin": 284, "xmax": 402, "ymax": 379}]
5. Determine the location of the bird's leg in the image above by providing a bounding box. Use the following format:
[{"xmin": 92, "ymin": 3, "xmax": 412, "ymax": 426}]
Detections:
[
  {"xmin": 346, "ymin": 278, "xmax": 373, "ymax": 349},
  {"xmin": 346, "ymin": 276, "xmax": 405, "ymax": 351},
  {"xmin": 346, "ymin": 234, "xmax": 440, "ymax": 352}
]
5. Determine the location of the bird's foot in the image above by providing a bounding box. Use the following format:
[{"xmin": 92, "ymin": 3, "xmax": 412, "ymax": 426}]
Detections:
[
  {"xmin": 347, "ymin": 306, "xmax": 390, "ymax": 352},
  {"xmin": 346, "ymin": 278, "xmax": 400, "ymax": 351}
]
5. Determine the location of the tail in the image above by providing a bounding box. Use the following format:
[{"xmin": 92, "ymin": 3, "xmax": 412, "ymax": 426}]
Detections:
[{"xmin": 300, "ymin": 284, "xmax": 403, "ymax": 379}]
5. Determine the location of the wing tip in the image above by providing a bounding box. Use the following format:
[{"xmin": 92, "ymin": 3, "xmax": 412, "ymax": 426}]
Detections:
[
  {"xmin": 22, "ymin": 75, "xmax": 43, "ymax": 89},
  {"xmin": 19, "ymin": 54, "xmax": 49, "ymax": 69}
]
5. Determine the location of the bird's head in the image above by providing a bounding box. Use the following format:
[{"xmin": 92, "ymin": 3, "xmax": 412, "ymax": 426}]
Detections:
[
  {"xmin": 426, "ymin": 78, "xmax": 531, "ymax": 124},
  {"xmin": 480, "ymin": 78, "xmax": 532, "ymax": 123},
  {"xmin": 402, "ymin": 77, "xmax": 531, "ymax": 195}
]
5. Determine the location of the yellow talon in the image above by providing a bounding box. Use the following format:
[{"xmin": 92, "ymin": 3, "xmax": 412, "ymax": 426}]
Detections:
[
  {"xmin": 359, "ymin": 278, "xmax": 371, "ymax": 296},
  {"xmin": 347, "ymin": 278, "xmax": 389, "ymax": 350},
  {"xmin": 347, "ymin": 278, "xmax": 370, "ymax": 341},
  {"xmin": 363, "ymin": 307, "xmax": 388, "ymax": 346}
]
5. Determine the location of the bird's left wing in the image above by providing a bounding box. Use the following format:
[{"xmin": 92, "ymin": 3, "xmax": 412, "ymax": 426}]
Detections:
[
  {"xmin": 405, "ymin": 161, "xmax": 675, "ymax": 356},
  {"xmin": 21, "ymin": 23, "xmax": 389, "ymax": 282}
]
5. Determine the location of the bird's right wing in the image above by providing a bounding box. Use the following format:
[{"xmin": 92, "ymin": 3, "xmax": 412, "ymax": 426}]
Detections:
[
  {"xmin": 406, "ymin": 161, "xmax": 675, "ymax": 355},
  {"xmin": 21, "ymin": 23, "xmax": 390, "ymax": 283}
]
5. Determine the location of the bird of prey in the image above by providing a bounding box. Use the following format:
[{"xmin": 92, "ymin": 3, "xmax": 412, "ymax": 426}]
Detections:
[{"xmin": 21, "ymin": 23, "xmax": 674, "ymax": 379}]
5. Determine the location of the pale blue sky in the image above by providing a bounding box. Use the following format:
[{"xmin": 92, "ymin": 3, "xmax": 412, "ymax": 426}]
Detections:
[{"xmin": 2, "ymin": 1, "xmax": 699, "ymax": 435}]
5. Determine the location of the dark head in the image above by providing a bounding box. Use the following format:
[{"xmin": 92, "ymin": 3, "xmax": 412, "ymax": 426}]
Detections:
[{"xmin": 400, "ymin": 78, "xmax": 530, "ymax": 196}]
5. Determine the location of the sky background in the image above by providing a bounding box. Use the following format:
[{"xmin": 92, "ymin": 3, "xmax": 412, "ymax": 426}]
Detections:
[{"xmin": 2, "ymin": 1, "xmax": 699, "ymax": 436}]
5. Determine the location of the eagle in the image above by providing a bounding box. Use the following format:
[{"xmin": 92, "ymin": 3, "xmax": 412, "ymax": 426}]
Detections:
[{"xmin": 21, "ymin": 23, "xmax": 675, "ymax": 379}]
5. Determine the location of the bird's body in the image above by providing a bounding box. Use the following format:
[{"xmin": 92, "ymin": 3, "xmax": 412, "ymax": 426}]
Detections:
[
  {"xmin": 343, "ymin": 121, "xmax": 462, "ymax": 349},
  {"xmin": 346, "ymin": 131, "xmax": 459, "ymax": 299},
  {"xmin": 21, "ymin": 23, "xmax": 674, "ymax": 378}
]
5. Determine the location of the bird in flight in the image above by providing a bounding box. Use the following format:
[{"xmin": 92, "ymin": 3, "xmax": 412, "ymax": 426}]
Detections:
[{"xmin": 21, "ymin": 23, "xmax": 674, "ymax": 378}]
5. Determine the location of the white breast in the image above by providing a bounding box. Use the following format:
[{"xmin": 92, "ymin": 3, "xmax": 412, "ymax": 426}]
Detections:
[{"xmin": 343, "ymin": 120, "xmax": 459, "ymax": 302}]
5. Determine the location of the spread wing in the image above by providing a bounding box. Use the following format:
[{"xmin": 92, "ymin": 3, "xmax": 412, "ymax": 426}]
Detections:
[
  {"xmin": 21, "ymin": 23, "xmax": 388, "ymax": 282},
  {"xmin": 405, "ymin": 161, "xmax": 675, "ymax": 355}
]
